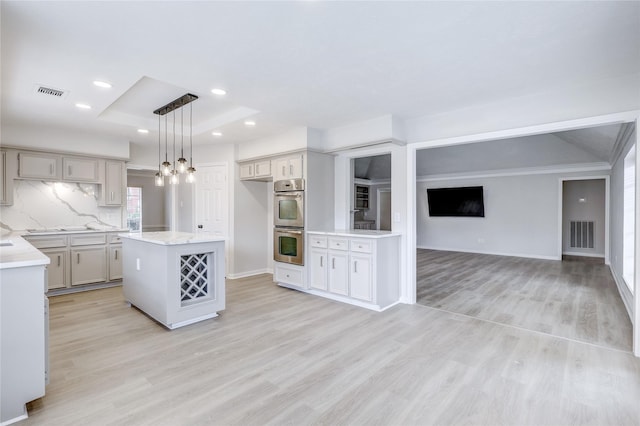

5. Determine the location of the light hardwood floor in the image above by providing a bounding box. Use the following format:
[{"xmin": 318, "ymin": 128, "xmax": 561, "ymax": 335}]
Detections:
[
  {"xmin": 25, "ymin": 274, "xmax": 640, "ymax": 425},
  {"xmin": 417, "ymin": 249, "xmax": 633, "ymax": 352}
]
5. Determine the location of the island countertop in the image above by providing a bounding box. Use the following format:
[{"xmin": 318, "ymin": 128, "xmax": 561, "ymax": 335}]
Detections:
[
  {"xmin": 119, "ymin": 231, "xmax": 226, "ymax": 246},
  {"xmin": 0, "ymin": 233, "xmax": 50, "ymax": 270}
]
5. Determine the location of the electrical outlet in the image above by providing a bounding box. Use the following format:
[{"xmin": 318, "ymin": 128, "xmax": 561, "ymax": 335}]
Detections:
[
  {"xmin": 136, "ymin": 258, "xmax": 141, "ymax": 271},
  {"xmin": 478, "ymin": 238, "xmax": 485, "ymax": 244}
]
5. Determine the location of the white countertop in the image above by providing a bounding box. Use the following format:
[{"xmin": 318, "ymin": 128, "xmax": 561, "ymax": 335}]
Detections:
[
  {"xmin": 0, "ymin": 233, "xmax": 50, "ymax": 270},
  {"xmin": 21, "ymin": 227, "xmax": 128, "ymax": 236},
  {"xmin": 119, "ymin": 231, "xmax": 226, "ymax": 245},
  {"xmin": 307, "ymin": 229, "xmax": 400, "ymax": 238}
]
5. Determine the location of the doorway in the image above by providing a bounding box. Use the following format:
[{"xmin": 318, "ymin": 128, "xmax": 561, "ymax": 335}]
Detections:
[{"xmin": 377, "ymin": 188, "xmax": 391, "ymax": 231}]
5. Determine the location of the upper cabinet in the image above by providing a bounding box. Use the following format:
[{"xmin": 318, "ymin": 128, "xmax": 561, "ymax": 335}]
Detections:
[
  {"xmin": 239, "ymin": 154, "xmax": 302, "ymax": 182},
  {"xmin": 0, "ymin": 150, "xmax": 17, "ymax": 205},
  {"xmin": 18, "ymin": 152, "xmax": 61, "ymax": 180},
  {"xmin": 62, "ymin": 157, "xmax": 99, "ymax": 182},
  {"xmin": 99, "ymin": 160, "xmax": 124, "ymax": 206},
  {"xmin": 274, "ymin": 155, "xmax": 303, "ymax": 181}
]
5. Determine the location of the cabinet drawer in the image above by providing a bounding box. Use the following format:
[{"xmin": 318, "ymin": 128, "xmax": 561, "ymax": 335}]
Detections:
[
  {"xmin": 308, "ymin": 235, "xmax": 327, "ymax": 248},
  {"xmin": 27, "ymin": 236, "xmax": 68, "ymax": 249},
  {"xmin": 328, "ymin": 238, "xmax": 348, "ymax": 251},
  {"xmin": 70, "ymin": 234, "xmax": 106, "ymax": 246},
  {"xmin": 109, "ymin": 234, "xmax": 123, "ymax": 243},
  {"xmin": 350, "ymin": 239, "xmax": 373, "ymax": 254},
  {"xmin": 275, "ymin": 264, "xmax": 304, "ymax": 286}
]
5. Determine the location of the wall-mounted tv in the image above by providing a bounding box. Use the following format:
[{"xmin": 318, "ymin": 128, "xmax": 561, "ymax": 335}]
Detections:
[{"xmin": 427, "ymin": 186, "xmax": 485, "ymax": 217}]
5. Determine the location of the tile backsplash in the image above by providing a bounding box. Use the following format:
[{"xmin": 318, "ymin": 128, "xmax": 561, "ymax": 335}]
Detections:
[{"xmin": 0, "ymin": 180, "xmax": 123, "ymax": 232}]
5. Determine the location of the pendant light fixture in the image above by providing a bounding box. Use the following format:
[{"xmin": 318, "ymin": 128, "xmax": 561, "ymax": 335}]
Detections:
[
  {"xmin": 186, "ymin": 102, "xmax": 196, "ymax": 183},
  {"xmin": 177, "ymin": 107, "xmax": 187, "ymax": 173},
  {"xmin": 154, "ymin": 112, "xmax": 164, "ymax": 187},
  {"xmin": 153, "ymin": 93, "xmax": 198, "ymax": 184}
]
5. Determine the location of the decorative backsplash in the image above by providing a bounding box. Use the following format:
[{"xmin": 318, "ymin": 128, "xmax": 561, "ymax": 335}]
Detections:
[{"xmin": 0, "ymin": 180, "xmax": 123, "ymax": 233}]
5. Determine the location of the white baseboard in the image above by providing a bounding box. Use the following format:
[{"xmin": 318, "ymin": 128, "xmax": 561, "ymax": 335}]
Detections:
[
  {"xmin": 562, "ymin": 251, "xmax": 605, "ymax": 258},
  {"xmin": 227, "ymin": 269, "xmax": 272, "ymax": 279},
  {"xmin": 609, "ymin": 266, "xmax": 633, "ymax": 322},
  {"xmin": 417, "ymin": 245, "xmax": 559, "ymax": 261}
]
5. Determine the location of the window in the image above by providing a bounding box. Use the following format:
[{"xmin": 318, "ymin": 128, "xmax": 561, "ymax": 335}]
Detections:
[
  {"xmin": 623, "ymin": 144, "xmax": 636, "ymax": 292},
  {"xmin": 127, "ymin": 187, "xmax": 142, "ymax": 232}
]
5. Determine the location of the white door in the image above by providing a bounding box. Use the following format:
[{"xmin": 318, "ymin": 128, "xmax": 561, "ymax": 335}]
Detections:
[{"xmin": 195, "ymin": 164, "xmax": 229, "ymax": 237}]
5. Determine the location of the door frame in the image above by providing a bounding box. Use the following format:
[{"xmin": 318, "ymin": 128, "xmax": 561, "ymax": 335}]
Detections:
[{"xmin": 557, "ymin": 176, "xmax": 610, "ymax": 264}]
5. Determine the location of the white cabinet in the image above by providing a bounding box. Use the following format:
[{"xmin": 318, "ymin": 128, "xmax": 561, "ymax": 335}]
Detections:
[
  {"xmin": 274, "ymin": 262, "xmax": 305, "ymax": 289},
  {"xmin": 100, "ymin": 161, "xmax": 124, "ymax": 206},
  {"xmin": 71, "ymin": 246, "xmax": 107, "ymax": 286},
  {"xmin": 275, "ymin": 155, "xmax": 303, "ymax": 181},
  {"xmin": 41, "ymin": 249, "xmax": 67, "ymax": 290},
  {"xmin": 306, "ymin": 232, "xmax": 400, "ymax": 311},
  {"xmin": 239, "ymin": 159, "xmax": 273, "ymax": 181},
  {"xmin": 0, "ymin": 150, "xmax": 17, "ymax": 205},
  {"xmin": 18, "ymin": 152, "xmax": 61, "ymax": 180},
  {"xmin": 63, "ymin": 157, "xmax": 99, "ymax": 182},
  {"xmin": 109, "ymin": 245, "xmax": 123, "ymax": 281}
]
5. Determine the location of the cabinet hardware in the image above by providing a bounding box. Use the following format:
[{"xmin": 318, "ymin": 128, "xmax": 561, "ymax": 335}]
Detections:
[
  {"xmin": 57, "ymin": 255, "xmax": 61, "ymax": 267},
  {"xmin": 77, "ymin": 253, "xmax": 80, "ymax": 263},
  {"xmin": 354, "ymin": 260, "xmax": 358, "ymax": 273},
  {"xmin": 110, "ymin": 191, "xmax": 114, "ymax": 201},
  {"xmin": 320, "ymin": 256, "xmax": 323, "ymax": 267},
  {"xmin": 256, "ymin": 164, "xmax": 259, "ymax": 174},
  {"xmin": 115, "ymin": 249, "xmax": 118, "ymax": 260},
  {"xmin": 282, "ymin": 165, "xmax": 286, "ymax": 176},
  {"xmin": 68, "ymin": 165, "xmax": 72, "ymax": 176},
  {"xmin": 332, "ymin": 258, "xmax": 335, "ymax": 269},
  {"xmin": 289, "ymin": 164, "xmax": 293, "ymax": 175},
  {"xmin": 49, "ymin": 164, "xmax": 54, "ymax": 175}
]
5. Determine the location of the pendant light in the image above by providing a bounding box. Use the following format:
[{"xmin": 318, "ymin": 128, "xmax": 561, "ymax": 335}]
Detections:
[
  {"xmin": 170, "ymin": 110, "xmax": 179, "ymax": 185},
  {"xmin": 153, "ymin": 93, "xmax": 198, "ymax": 184},
  {"xmin": 186, "ymin": 102, "xmax": 196, "ymax": 183},
  {"xmin": 161, "ymin": 113, "xmax": 171, "ymax": 175},
  {"xmin": 177, "ymin": 107, "xmax": 187, "ymax": 173},
  {"xmin": 154, "ymin": 113, "xmax": 164, "ymax": 186}
]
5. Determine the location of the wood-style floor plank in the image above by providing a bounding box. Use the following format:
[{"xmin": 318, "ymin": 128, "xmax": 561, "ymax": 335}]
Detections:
[
  {"xmin": 416, "ymin": 249, "xmax": 633, "ymax": 351},
  {"xmin": 24, "ymin": 273, "xmax": 640, "ymax": 425}
]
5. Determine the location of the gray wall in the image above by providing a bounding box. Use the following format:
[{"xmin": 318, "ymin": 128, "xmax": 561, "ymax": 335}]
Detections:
[
  {"xmin": 417, "ymin": 170, "xmax": 608, "ymax": 259},
  {"xmin": 562, "ymin": 179, "xmax": 606, "ymax": 257}
]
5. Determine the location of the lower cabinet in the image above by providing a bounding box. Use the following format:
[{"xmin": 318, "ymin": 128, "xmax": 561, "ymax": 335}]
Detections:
[
  {"xmin": 41, "ymin": 249, "xmax": 67, "ymax": 290},
  {"xmin": 109, "ymin": 245, "xmax": 123, "ymax": 281},
  {"xmin": 274, "ymin": 262, "xmax": 306, "ymax": 289},
  {"xmin": 306, "ymin": 232, "xmax": 400, "ymax": 311},
  {"xmin": 71, "ymin": 246, "xmax": 107, "ymax": 286}
]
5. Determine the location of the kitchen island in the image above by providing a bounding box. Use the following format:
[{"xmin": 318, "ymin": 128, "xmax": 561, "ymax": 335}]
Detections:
[
  {"xmin": 120, "ymin": 232, "xmax": 225, "ymax": 330},
  {"xmin": 0, "ymin": 234, "xmax": 50, "ymax": 425}
]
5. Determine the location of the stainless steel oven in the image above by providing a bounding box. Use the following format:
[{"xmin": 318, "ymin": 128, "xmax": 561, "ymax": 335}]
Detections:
[
  {"xmin": 274, "ymin": 227, "xmax": 304, "ymax": 265},
  {"xmin": 274, "ymin": 179, "xmax": 304, "ymax": 228}
]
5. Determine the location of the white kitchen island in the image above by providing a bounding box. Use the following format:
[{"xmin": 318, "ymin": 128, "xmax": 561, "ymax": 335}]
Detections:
[{"xmin": 120, "ymin": 232, "xmax": 225, "ymax": 330}]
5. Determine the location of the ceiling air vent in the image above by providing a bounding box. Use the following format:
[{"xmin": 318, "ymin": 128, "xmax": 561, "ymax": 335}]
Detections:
[{"xmin": 35, "ymin": 85, "xmax": 67, "ymax": 98}]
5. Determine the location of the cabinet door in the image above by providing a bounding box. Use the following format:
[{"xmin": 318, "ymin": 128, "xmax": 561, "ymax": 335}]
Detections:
[
  {"xmin": 288, "ymin": 156, "xmax": 303, "ymax": 179},
  {"xmin": 104, "ymin": 161, "xmax": 123, "ymax": 205},
  {"xmin": 63, "ymin": 157, "xmax": 99, "ymax": 182},
  {"xmin": 328, "ymin": 251, "xmax": 349, "ymax": 296},
  {"xmin": 18, "ymin": 152, "xmax": 61, "ymax": 180},
  {"xmin": 350, "ymin": 254, "xmax": 373, "ymax": 302},
  {"xmin": 71, "ymin": 247, "xmax": 107, "ymax": 286},
  {"xmin": 309, "ymin": 248, "xmax": 327, "ymax": 291},
  {"xmin": 239, "ymin": 163, "xmax": 254, "ymax": 180},
  {"xmin": 254, "ymin": 160, "xmax": 271, "ymax": 178},
  {"xmin": 274, "ymin": 158, "xmax": 289, "ymax": 181},
  {"xmin": 42, "ymin": 249, "xmax": 67, "ymax": 290},
  {"xmin": 0, "ymin": 151, "xmax": 6, "ymax": 204},
  {"xmin": 109, "ymin": 245, "xmax": 123, "ymax": 281}
]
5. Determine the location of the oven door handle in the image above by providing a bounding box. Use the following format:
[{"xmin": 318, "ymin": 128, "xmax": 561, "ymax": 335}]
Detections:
[{"xmin": 279, "ymin": 230, "xmax": 303, "ymax": 235}]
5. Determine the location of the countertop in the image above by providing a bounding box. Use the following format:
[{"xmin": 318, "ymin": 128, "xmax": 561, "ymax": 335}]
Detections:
[
  {"xmin": 119, "ymin": 231, "xmax": 226, "ymax": 246},
  {"xmin": 307, "ymin": 229, "xmax": 399, "ymax": 238},
  {"xmin": 0, "ymin": 233, "xmax": 50, "ymax": 270},
  {"xmin": 21, "ymin": 227, "xmax": 128, "ymax": 237}
]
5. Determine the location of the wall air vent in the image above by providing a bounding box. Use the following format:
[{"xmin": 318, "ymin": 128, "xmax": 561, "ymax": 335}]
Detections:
[
  {"xmin": 570, "ymin": 220, "xmax": 595, "ymax": 249},
  {"xmin": 34, "ymin": 85, "xmax": 67, "ymax": 98}
]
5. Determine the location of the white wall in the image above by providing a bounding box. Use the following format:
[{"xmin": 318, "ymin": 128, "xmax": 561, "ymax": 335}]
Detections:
[
  {"xmin": 237, "ymin": 127, "xmax": 308, "ymax": 160},
  {"xmin": 417, "ymin": 170, "xmax": 609, "ymax": 260},
  {"xmin": 323, "ymin": 115, "xmax": 404, "ymax": 151},
  {"xmin": 562, "ymin": 179, "xmax": 606, "ymax": 257}
]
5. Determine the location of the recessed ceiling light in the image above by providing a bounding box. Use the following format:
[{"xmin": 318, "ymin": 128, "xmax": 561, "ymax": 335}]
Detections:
[
  {"xmin": 75, "ymin": 103, "xmax": 92, "ymax": 109},
  {"xmin": 212, "ymin": 131, "xmax": 223, "ymax": 137},
  {"xmin": 93, "ymin": 80, "xmax": 112, "ymax": 89},
  {"xmin": 244, "ymin": 120, "xmax": 256, "ymax": 127},
  {"xmin": 137, "ymin": 129, "xmax": 149, "ymax": 134},
  {"xmin": 211, "ymin": 88, "xmax": 227, "ymax": 96}
]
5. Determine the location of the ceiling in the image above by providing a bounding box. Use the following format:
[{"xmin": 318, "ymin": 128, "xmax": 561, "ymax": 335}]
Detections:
[{"xmin": 1, "ymin": 1, "xmax": 639, "ymax": 148}]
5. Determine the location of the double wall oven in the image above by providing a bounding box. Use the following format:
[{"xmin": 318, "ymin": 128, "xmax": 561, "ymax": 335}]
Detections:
[{"xmin": 274, "ymin": 178, "xmax": 304, "ymax": 265}]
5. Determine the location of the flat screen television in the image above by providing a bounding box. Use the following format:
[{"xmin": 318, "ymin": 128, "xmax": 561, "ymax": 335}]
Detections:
[{"xmin": 427, "ymin": 186, "xmax": 485, "ymax": 217}]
